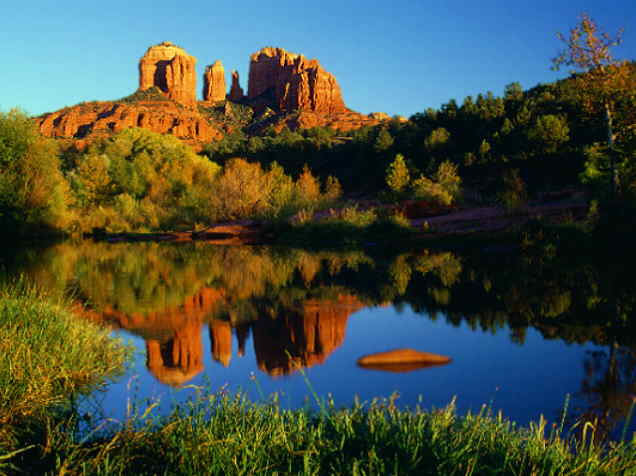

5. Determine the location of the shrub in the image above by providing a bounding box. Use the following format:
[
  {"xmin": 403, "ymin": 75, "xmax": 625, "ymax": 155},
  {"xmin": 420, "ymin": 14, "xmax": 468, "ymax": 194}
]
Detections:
[{"xmin": 500, "ymin": 168, "xmax": 528, "ymax": 213}]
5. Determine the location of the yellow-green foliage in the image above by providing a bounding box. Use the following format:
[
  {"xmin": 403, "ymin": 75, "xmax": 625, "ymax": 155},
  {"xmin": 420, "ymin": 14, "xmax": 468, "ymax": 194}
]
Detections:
[
  {"xmin": 385, "ymin": 153, "xmax": 410, "ymax": 193},
  {"xmin": 412, "ymin": 161, "xmax": 462, "ymax": 206},
  {"xmin": 0, "ymin": 109, "xmax": 72, "ymax": 233},
  {"xmin": 68, "ymin": 128, "xmax": 221, "ymax": 232},
  {"xmin": 211, "ymin": 158, "xmax": 340, "ymax": 221}
]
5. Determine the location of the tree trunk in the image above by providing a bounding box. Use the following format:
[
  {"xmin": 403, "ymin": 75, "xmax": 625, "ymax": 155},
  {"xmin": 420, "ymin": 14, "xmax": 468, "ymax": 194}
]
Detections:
[{"xmin": 605, "ymin": 102, "xmax": 618, "ymax": 197}]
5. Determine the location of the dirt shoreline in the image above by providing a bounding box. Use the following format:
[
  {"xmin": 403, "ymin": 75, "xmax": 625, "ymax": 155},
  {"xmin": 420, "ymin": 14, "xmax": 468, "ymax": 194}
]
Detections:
[{"xmin": 88, "ymin": 200, "xmax": 589, "ymax": 245}]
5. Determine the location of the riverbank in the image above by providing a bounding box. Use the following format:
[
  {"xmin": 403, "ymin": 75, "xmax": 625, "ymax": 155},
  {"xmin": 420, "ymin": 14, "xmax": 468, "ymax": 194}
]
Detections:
[
  {"xmin": 6, "ymin": 389, "xmax": 636, "ymax": 475},
  {"xmin": 1, "ymin": 279, "xmax": 635, "ymax": 474},
  {"xmin": 0, "ymin": 282, "xmax": 129, "ymax": 473},
  {"xmin": 83, "ymin": 198, "xmax": 590, "ymax": 250}
]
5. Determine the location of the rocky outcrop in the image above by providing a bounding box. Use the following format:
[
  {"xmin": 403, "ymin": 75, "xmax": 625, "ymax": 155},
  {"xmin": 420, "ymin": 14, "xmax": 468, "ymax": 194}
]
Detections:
[
  {"xmin": 203, "ymin": 60, "xmax": 226, "ymax": 103},
  {"xmin": 247, "ymin": 47, "xmax": 346, "ymax": 114},
  {"xmin": 138, "ymin": 41, "xmax": 197, "ymax": 107},
  {"xmin": 36, "ymin": 100, "xmax": 224, "ymax": 148},
  {"xmin": 36, "ymin": 42, "xmax": 392, "ymax": 147},
  {"xmin": 228, "ymin": 70, "xmax": 245, "ymax": 101}
]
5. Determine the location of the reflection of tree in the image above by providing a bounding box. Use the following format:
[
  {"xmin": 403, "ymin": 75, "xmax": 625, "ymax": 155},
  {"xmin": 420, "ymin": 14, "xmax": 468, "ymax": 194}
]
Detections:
[{"xmin": 575, "ymin": 346, "xmax": 636, "ymax": 441}]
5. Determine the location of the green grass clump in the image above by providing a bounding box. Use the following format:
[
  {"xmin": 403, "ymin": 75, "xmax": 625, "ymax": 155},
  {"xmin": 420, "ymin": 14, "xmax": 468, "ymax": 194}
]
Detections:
[
  {"xmin": 14, "ymin": 392, "xmax": 636, "ymax": 475},
  {"xmin": 0, "ymin": 280, "xmax": 129, "ymax": 426}
]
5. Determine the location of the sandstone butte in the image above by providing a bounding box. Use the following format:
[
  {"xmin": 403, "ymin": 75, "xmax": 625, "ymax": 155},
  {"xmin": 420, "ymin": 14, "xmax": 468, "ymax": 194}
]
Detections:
[{"xmin": 36, "ymin": 42, "xmax": 390, "ymax": 149}]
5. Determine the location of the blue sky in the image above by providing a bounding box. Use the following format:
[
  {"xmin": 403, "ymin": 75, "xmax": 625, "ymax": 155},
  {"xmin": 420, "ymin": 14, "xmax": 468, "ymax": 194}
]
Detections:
[{"xmin": 2, "ymin": 0, "xmax": 634, "ymax": 118}]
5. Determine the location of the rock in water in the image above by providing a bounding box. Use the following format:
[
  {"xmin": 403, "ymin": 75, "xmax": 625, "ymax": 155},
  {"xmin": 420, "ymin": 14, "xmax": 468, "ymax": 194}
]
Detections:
[
  {"xmin": 203, "ymin": 60, "xmax": 226, "ymax": 103},
  {"xmin": 357, "ymin": 348, "xmax": 452, "ymax": 373},
  {"xmin": 247, "ymin": 47, "xmax": 346, "ymax": 114},
  {"xmin": 138, "ymin": 41, "xmax": 197, "ymax": 107}
]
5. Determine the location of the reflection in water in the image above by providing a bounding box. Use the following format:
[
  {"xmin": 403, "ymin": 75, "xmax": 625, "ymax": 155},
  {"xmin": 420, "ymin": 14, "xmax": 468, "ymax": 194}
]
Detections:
[
  {"xmin": 5, "ymin": 238, "xmax": 636, "ymax": 437},
  {"xmin": 252, "ymin": 296, "xmax": 364, "ymax": 377}
]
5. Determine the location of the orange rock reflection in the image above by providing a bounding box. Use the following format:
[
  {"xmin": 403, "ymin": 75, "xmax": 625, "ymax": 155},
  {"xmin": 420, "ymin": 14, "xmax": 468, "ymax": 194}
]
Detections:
[
  {"xmin": 252, "ymin": 295, "xmax": 365, "ymax": 377},
  {"xmin": 76, "ymin": 291, "xmax": 366, "ymax": 383},
  {"xmin": 78, "ymin": 287, "xmax": 224, "ymax": 387}
]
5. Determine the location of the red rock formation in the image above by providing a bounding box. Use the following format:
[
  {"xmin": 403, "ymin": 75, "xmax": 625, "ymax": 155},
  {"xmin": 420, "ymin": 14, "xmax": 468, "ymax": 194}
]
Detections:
[
  {"xmin": 252, "ymin": 295, "xmax": 365, "ymax": 376},
  {"xmin": 138, "ymin": 41, "xmax": 197, "ymax": 107},
  {"xmin": 247, "ymin": 47, "xmax": 346, "ymax": 114},
  {"xmin": 228, "ymin": 70, "xmax": 245, "ymax": 101},
  {"xmin": 203, "ymin": 60, "xmax": 226, "ymax": 103},
  {"xmin": 36, "ymin": 100, "xmax": 224, "ymax": 148}
]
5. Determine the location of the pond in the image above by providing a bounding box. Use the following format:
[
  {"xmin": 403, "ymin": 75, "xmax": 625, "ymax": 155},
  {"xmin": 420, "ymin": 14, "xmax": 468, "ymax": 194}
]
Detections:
[{"xmin": 3, "ymin": 239, "xmax": 635, "ymax": 440}]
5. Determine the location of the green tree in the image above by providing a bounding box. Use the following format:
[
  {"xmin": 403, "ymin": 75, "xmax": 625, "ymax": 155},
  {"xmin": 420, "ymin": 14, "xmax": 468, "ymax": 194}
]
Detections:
[
  {"xmin": 385, "ymin": 154, "xmax": 410, "ymax": 194},
  {"xmin": 528, "ymin": 114, "xmax": 570, "ymax": 154},
  {"xmin": 373, "ymin": 128, "xmax": 394, "ymax": 153},
  {"xmin": 552, "ymin": 13, "xmax": 630, "ymax": 194}
]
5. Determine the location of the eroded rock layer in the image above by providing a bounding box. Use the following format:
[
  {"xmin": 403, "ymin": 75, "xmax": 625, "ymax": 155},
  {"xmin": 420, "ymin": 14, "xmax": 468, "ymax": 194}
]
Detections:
[
  {"xmin": 248, "ymin": 47, "xmax": 346, "ymax": 114},
  {"xmin": 36, "ymin": 100, "xmax": 224, "ymax": 148}
]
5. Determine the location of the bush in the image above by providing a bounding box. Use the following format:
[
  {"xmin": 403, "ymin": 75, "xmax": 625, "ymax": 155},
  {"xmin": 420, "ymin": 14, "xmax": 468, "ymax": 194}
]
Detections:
[{"xmin": 0, "ymin": 109, "xmax": 72, "ymax": 235}]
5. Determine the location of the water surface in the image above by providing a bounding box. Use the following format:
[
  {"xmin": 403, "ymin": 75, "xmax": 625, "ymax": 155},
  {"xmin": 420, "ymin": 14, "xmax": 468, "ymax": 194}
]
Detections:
[{"xmin": 3, "ymin": 240, "xmax": 635, "ymax": 439}]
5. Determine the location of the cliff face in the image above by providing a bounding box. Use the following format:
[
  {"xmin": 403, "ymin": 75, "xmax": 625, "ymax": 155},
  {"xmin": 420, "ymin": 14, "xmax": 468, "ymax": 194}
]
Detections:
[
  {"xmin": 203, "ymin": 60, "xmax": 226, "ymax": 103},
  {"xmin": 138, "ymin": 41, "xmax": 197, "ymax": 107},
  {"xmin": 247, "ymin": 47, "xmax": 346, "ymax": 114}
]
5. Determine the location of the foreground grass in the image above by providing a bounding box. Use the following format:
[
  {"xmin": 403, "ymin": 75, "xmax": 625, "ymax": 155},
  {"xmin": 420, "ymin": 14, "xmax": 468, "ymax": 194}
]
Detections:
[
  {"xmin": 0, "ymin": 281, "xmax": 129, "ymax": 471},
  {"xmin": 5, "ymin": 392, "xmax": 633, "ymax": 476}
]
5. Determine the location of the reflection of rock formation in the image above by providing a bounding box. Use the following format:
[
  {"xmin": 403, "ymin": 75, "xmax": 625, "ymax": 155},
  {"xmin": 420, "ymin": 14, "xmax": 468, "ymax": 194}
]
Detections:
[
  {"xmin": 146, "ymin": 318, "xmax": 203, "ymax": 386},
  {"xmin": 82, "ymin": 287, "xmax": 224, "ymax": 387},
  {"xmin": 252, "ymin": 295, "xmax": 364, "ymax": 376},
  {"xmin": 209, "ymin": 319, "xmax": 233, "ymax": 367}
]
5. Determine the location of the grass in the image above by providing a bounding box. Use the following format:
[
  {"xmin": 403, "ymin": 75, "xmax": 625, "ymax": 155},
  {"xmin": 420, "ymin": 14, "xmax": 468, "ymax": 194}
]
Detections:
[
  {"xmin": 6, "ymin": 391, "xmax": 634, "ymax": 475},
  {"xmin": 0, "ymin": 279, "xmax": 130, "ymax": 472}
]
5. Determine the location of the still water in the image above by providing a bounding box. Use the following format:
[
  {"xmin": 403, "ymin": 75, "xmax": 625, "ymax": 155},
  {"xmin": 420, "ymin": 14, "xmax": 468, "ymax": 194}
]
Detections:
[{"xmin": 3, "ymin": 240, "xmax": 635, "ymax": 438}]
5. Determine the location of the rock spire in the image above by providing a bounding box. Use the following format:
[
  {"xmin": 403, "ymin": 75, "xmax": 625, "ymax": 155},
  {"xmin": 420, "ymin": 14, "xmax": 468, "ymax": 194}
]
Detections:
[
  {"xmin": 228, "ymin": 70, "xmax": 245, "ymax": 101},
  {"xmin": 203, "ymin": 60, "xmax": 226, "ymax": 103}
]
